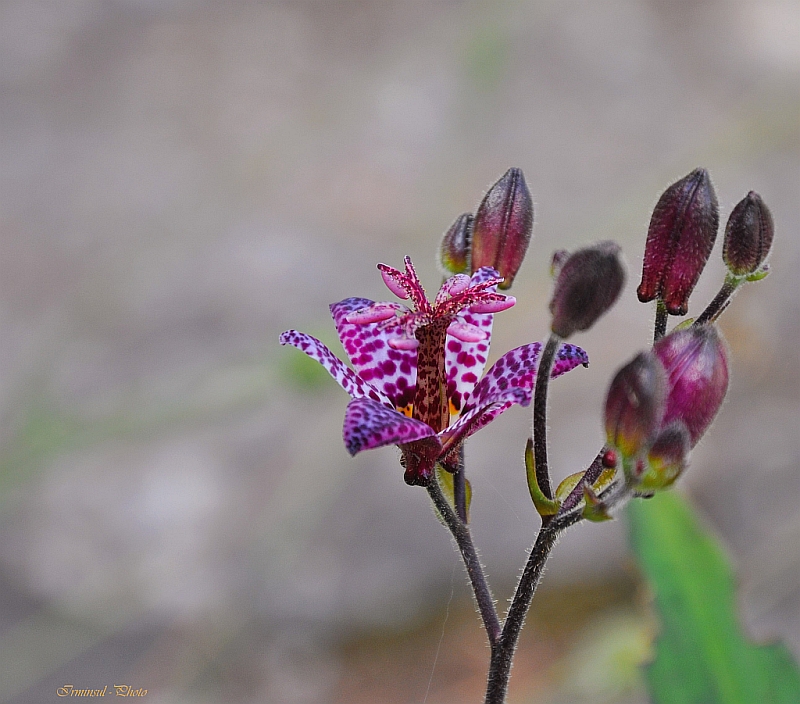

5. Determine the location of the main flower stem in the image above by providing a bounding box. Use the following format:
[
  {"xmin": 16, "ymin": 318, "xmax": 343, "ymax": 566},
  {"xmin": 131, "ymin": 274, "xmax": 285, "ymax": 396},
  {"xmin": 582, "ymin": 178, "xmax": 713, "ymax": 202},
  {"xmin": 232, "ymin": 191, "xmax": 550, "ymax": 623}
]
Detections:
[
  {"xmin": 532, "ymin": 334, "xmax": 560, "ymax": 502},
  {"xmin": 427, "ymin": 479, "xmax": 501, "ymax": 643},
  {"xmin": 484, "ymin": 509, "xmax": 583, "ymax": 704}
]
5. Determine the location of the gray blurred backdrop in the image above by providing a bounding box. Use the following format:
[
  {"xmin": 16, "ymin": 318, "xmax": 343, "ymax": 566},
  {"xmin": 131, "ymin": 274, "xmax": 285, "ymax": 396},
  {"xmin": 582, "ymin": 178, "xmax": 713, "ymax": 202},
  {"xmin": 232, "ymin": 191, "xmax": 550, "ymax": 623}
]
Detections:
[{"xmin": 0, "ymin": 1, "xmax": 798, "ymax": 703}]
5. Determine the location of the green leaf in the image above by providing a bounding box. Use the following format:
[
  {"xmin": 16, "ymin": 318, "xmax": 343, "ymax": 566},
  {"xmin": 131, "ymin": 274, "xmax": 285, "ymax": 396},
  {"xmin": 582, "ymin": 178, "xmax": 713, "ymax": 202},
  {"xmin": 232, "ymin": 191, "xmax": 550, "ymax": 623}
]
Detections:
[{"xmin": 627, "ymin": 491, "xmax": 800, "ymax": 704}]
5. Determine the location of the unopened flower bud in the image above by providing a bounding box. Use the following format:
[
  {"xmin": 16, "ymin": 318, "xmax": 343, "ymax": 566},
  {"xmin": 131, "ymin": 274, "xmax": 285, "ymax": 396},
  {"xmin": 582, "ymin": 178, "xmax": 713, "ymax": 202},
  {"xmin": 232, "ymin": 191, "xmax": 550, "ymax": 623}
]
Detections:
[
  {"xmin": 637, "ymin": 168, "xmax": 719, "ymax": 316},
  {"xmin": 723, "ymin": 191, "xmax": 774, "ymax": 276},
  {"xmin": 604, "ymin": 351, "xmax": 666, "ymax": 459},
  {"xmin": 638, "ymin": 422, "xmax": 690, "ymax": 491},
  {"xmin": 471, "ymin": 168, "xmax": 533, "ymax": 289},
  {"xmin": 549, "ymin": 241, "xmax": 626, "ymax": 338},
  {"xmin": 439, "ymin": 213, "xmax": 473, "ymax": 275},
  {"xmin": 653, "ymin": 325, "xmax": 728, "ymax": 446}
]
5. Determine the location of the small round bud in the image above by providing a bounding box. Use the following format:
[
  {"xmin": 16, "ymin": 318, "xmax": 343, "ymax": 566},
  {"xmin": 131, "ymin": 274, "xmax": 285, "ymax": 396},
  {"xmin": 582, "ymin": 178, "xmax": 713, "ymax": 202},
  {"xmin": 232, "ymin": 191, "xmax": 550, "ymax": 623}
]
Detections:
[
  {"xmin": 637, "ymin": 168, "xmax": 719, "ymax": 316},
  {"xmin": 471, "ymin": 168, "xmax": 534, "ymax": 290},
  {"xmin": 653, "ymin": 325, "xmax": 729, "ymax": 446},
  {"xmin": 439, "ymin": 213, "xmax": 473, "ymax": 275},
  {"xmin": 722, "ymin": 191, "xmax": 774, "ymax": 276},
  {"xmin": 549, "ymin": 241, "xmax": 626, "ymax": 338},
  {"xmin": 601, "ymin": 449, "xmax": 618, "ymax": 469},
  {"xmin": 604, "ymin": 351, "xmax": 666, "ymax": 459}
]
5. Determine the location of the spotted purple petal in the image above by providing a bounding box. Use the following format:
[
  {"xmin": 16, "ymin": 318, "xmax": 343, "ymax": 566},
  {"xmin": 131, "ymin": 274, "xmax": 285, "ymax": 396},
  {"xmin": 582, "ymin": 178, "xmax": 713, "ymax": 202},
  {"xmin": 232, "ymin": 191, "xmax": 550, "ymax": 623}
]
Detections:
[
  {"xmin": 330, "ymin": 298, "xmax": 417, "ymax": 412},
  {"xmin": 441, "ymin": 342, "xmax": 589, "ymax": 452},
  {"xmin": 344, "ymin": 397, "xmax": 439, "ymax": 456},
  {"xmin": 279, "ymin": 330, "xmax": 391, "ymax": 406},
  {"xmin": 444, "ymin": 268, "xmax": 498, "ymax": 415}
]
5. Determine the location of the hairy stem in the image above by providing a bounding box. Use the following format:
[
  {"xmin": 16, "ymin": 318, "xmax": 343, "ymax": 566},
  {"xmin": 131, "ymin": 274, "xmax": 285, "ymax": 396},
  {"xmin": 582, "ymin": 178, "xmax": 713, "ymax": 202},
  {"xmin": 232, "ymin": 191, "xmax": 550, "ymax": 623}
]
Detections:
[
  {"xmin": 484, "ymin": 510, "xmax": 583, "ymax": 704},
  {"xmin": 427, "ymin": 479, "xmax": 501, "ymax": 643},
  {"xmin": 654, "ymin": 299, "xmax": 668, "ymax": 341},
  {"xmin": 558, "ymin": 448, "xmax": 605, "ymax": 514},
  {"xmin": 694, "ymin": 275, "xmax": 740, "ymax": 326},
  {"xmin": 453, "ymin": 446, "xmax": 468, "ymax": 523},
  {"xmin": 532, "ymin": 334, "xmax": 560, "ymax": 502}
]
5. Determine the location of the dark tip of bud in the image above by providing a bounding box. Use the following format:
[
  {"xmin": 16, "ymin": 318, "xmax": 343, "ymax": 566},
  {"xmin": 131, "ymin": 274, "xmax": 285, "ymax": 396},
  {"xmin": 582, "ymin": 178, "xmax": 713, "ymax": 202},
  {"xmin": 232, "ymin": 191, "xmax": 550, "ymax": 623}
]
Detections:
[
  {"xmin": 604, "ymin": 351, "xmax": 666, "ymax": 459},
  {"xmin": 439, "ymin": 212, "xmax": 473, "ymax": 275},
  {"xmin": 550, "ymin": 249, "xmax": 569, "ymax": 278},
  {"xmin": 471, "ymin": 167, "xmax": 534, "ymax": 289},
  {"xmin": 723, "ymin": 191, "xmax": 774, "ymax": 276},
  {"xmin": 637, "ymin": 168, "xmax": 719, "ymax": 316},
  {"xmin": 549, "ymin": 241, "xmax": 626, "ymax": 338},
  {"xmin": 653, "ymin": 325, "xmax": 729, "ymax": 446}
]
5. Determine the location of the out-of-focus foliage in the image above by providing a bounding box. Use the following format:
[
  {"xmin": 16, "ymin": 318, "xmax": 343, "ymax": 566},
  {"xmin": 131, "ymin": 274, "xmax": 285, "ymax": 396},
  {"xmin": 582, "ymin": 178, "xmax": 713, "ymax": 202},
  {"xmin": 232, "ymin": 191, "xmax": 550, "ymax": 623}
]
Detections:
[{"xmin": 628, "ymin": 492, "xmax": 800, "ymax": 704}]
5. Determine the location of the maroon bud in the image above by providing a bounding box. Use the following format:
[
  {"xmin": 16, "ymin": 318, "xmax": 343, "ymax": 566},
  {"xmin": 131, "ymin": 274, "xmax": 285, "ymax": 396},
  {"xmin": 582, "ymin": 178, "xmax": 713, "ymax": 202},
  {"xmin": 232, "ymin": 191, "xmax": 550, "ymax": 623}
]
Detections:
[
  {"xmin": 638, "ymin": 421, "xmax": 691, "ymax": 491},
  {"xmin": 653, "ymin": 325, "xmax": 729, "ymax": 446},
  {"xmin": 723, "ymin": 191, "xmax": 774, "ymax": 276},
  {"xmin": 549, "ymin": 241, "xmax": 626, "ymax": 338},
  {"xmin": 601, "ymin": 449, "xmax": 618, "ymax": 469},
  {"xmin": 439, "ymin": 212, "xmax": 473, "ymax": 275},
  {"xmin": 604, "ymin": 351, "xmax": 666, "ymax": 459},
  {"xmin": 637, "ymin": 168, "xmax": 719, "ymax": 316},
  {"xmin": 471, "ymin": 168, "xmax": 533, "ymax": 289}
]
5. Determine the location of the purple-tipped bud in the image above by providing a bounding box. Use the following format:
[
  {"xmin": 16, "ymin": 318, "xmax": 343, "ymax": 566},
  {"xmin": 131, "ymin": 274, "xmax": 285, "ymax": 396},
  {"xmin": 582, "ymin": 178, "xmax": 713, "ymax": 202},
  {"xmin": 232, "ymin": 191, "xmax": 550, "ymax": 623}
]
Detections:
[
  {"xmin": 639, "ymin": 422, "xmax": 690, "ymax": 491},
  {"xmin": 471, "ymin": 168, "xmax": 533, "ymax": 289},
  {"xmin": 439, "ymin": 213, "xmax": 473, "ymax": 275},
  {"xmin": 723, "ymin": 191, "xmax": 774, "ymax": 276},
  {"xmin": 604, "ymin": 351, "xmax": 666, "ymax": 459},
  {"xmin": 549, "ymin": 241, "xmax": 626, "ymax": 338},
  {"xmin": 637, "ymin": 168, "xmax": 719, "ymax": 316},
  {"xmin": 653, "ymin": 325, "xmax": 729, "ymax": 446}
]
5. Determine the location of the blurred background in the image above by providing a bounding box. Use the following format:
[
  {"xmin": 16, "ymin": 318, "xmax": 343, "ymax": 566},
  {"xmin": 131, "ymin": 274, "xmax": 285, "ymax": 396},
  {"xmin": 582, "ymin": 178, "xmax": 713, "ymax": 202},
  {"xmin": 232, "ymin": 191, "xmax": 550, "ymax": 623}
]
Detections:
[{"xmin": 0, "ymin": 1, "xmax": 798, "ymax": 702}]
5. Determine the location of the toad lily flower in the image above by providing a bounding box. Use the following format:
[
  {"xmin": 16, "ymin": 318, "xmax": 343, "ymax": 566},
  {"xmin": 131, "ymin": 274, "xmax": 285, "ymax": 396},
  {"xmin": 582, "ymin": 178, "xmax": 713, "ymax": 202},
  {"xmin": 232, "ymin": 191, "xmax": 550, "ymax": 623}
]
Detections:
[{"xmin": 280, "ymin": 257, "xmax": 588, "ymax": 486}]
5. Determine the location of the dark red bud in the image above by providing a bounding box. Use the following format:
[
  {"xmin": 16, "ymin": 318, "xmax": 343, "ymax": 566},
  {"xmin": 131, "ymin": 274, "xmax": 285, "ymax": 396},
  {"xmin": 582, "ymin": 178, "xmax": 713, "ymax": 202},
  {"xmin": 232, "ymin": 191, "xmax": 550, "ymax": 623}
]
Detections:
[
  {"xmin": 637, "ymin": 168, "xmax": 719, "ymax": 316},
  {"xmin": 549, "ymin": 241, "xmax": 626, "ymax": 338},
  {"xmin": 723, "ymin": 191, "xmax": 774, "ymax": 276},
  {"xmin": 653, "ymin": 325, "xmax": 729, "ymax": 446},
  {"xmin": 439, "ymin": 212, "xmax": 473, "ymax": 275},
  {"xmin": 601, "ymin": 449, "xmax": 618, "ymax": 469},
  {"xmin": 471, "ymin": 167, "xmax": 533, "ymax": 289},
  {"xmin": 604, "ymin": 351, "xmax": 666, "ymax": 459}
]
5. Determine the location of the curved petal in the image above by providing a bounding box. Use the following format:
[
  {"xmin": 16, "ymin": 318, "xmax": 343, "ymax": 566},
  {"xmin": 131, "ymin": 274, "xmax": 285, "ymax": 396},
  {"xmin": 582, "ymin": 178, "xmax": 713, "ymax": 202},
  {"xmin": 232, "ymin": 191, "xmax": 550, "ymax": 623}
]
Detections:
[
  {"xmin": 331, "ymin": 298, "xmax": 417, "ymax": 413},
  {"xmin": 441, "ymin": 342, "xmax": 589, "ymax": 452},
  {"xmin": 279, "ymin": 330, "xmax": 391, "ymax": 405},
  {"xmin": 444, "ymin": 268, "xmax": 499, "ymax": 416},
  {"xmin": 344, "ymin": 397, "xmax": 439, "ymax": 456}
]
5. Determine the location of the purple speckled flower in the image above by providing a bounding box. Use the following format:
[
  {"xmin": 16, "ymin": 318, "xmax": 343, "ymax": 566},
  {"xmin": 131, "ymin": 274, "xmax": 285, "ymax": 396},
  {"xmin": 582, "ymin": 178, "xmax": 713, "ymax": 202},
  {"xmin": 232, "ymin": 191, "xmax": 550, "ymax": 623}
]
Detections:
[
  {"xmin": 281, "ymin": 256, "xmax": 588, "ymax": 485},
  {"xmin": 637, "ymin": 168, "xmax": 719, "ymax": 316},
  {"xmin": 653, "ymin": 325, "xmax": 729, "ymax": 446}
]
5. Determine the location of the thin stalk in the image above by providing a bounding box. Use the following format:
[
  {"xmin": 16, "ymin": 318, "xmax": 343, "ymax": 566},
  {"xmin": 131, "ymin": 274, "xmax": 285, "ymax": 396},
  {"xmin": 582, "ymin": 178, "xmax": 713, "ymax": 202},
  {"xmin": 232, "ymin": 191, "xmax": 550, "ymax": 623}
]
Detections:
[
  {"xmin": 453, "ymin": 445, "xmax": 468, "ymax": 523},
  {"xmin": 427, "ymin": 479, "xmax": 501, "ymax": 644},
  {"xmin": 654, "ymin": 299, "xmax": 668, "ymax": 341},
  {"xmin": 532, "ymin": 334, "xmax": 560, "ymax": 502},
  {"xmin": 695, "ymin": 275, "xmax": 740, "ymax": 326},
  {"xmin": 484, "ymin": 509, "xmax": 584, "ymax": 704},
  {"xmin": 558, "ymin": 448, "xmax": 605, "ymax": 514}
]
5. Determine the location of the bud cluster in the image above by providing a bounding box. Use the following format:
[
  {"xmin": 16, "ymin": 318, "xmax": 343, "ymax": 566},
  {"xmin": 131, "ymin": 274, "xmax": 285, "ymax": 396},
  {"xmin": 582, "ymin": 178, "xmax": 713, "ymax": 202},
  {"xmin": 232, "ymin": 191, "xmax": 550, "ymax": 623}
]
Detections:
[{"xmin": 439, "ymin": 167, "xmax": 533, "ymax": 289}]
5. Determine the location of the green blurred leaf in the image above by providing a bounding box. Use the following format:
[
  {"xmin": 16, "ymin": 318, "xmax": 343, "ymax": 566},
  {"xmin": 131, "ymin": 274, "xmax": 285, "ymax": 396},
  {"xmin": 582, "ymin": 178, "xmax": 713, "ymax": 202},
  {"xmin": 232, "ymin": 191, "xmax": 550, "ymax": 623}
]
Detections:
[{"xmin": 628, "ymin": 492, "xmax": 800, "ymax": 704}]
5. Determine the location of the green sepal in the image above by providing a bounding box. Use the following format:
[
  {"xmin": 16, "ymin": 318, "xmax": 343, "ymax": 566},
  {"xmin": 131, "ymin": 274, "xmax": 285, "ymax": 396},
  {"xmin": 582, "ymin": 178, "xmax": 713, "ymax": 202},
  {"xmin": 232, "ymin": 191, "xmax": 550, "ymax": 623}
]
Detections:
[
  {"xmin": 555, "ymin": 467, "xmax": 617, "ymax": 503},
  {"xmin": 582, "ymin": 485, "xmax": 612, "ymax": 522},
  {"xmin": 434, "ymin": 464, "xmax": 472, "ymax": 523},
  {"xmin": 745, "ymin": 267, "xmax": 769, "ymax": 282},
  {"xmin": 672, "ymin": 318, "xmax": 695, "ymax": 332},
  {"xmin": 525, "ymin": 437, "xmax": 560, "ymax": 516}
]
